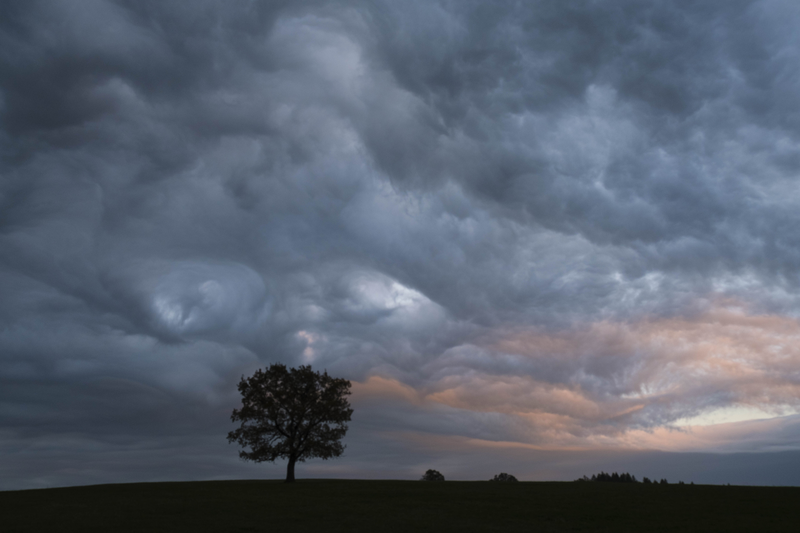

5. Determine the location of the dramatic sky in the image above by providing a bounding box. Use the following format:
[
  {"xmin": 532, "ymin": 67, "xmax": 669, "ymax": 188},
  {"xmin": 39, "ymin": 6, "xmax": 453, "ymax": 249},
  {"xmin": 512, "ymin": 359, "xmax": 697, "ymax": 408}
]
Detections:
[{"xmin": 3, "ymin": 0, "xmax": 800, "ymax": 490}]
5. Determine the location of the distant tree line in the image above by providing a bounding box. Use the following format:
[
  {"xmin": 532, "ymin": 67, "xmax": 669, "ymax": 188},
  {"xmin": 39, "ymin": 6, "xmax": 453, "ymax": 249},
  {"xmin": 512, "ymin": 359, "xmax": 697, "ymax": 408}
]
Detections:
[
  {"xmin": 575, "ymin": 472, "xmax": 690, "ymax": 485},
  {"xmin": 575, "ymin": 472, "xmax": 638, "ymax": 483},
  {"xmin": 642, "ymin": 477, "xmax": 670, "ymax": 485}
]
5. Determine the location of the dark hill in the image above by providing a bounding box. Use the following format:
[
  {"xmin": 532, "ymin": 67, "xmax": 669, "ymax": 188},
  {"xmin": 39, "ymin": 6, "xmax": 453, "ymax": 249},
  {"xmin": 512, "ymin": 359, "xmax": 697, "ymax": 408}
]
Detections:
[{"xmin": 2, "ymin": 479, "xmax": 798, "ymax": 532}]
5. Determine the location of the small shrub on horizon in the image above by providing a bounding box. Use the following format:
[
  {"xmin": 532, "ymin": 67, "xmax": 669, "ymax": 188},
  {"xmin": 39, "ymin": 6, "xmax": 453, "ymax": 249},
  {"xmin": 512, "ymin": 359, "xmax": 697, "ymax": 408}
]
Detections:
[
  {"xmin": 421, "ymin": 469, "xmax": 445, "ymax": 482},
  {"xmin": 489, "ymin": 473, "xmax": 518, "ymax": 482}
]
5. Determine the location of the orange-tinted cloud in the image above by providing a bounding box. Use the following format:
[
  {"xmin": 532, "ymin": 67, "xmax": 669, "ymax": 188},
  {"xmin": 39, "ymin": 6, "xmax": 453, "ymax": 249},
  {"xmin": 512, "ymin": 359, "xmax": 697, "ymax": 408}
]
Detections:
[{"xmin": 351, "ymin": 302, "xmax": 800, "ymax": 451}]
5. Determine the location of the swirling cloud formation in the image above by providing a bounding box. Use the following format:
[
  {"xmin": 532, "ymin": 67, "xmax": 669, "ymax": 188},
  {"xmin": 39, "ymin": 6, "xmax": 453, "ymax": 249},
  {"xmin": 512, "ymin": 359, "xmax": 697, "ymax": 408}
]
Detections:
[{"xmin": 2, "ymin": 0, "xmax": 800, "ymax": 488}]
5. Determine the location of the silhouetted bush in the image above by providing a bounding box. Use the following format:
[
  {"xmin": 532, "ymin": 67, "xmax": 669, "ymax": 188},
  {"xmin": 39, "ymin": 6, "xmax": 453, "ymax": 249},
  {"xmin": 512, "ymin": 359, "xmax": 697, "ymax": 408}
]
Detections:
[
  {"xmin": 421, "ymin": 469, "xmax": 445, "ymax": 481},
  {"xmin": 642, "ymin": 477, "xmax": 652, "ymax": 484},
  {"xmin": 489, "ymin": 473, "xmax": 518, "ymax": 482},
  {"xmin": 660, "ymin": 478, "xmax": 668, "ymax": 485}
]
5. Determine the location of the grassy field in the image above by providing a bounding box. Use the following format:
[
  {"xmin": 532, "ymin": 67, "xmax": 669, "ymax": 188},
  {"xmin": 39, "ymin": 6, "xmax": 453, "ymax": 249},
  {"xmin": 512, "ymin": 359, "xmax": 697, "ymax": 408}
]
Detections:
[{"xmin": 2, "ymin": 479, "xmax": 798, "ymax": 532}]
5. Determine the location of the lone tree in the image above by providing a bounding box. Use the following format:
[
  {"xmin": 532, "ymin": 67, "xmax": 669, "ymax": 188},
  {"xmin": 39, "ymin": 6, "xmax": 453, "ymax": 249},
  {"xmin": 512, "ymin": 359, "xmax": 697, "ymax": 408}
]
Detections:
[{"xmin": 227, "ymin": 364, "xmax": 353, "ymax": 483}]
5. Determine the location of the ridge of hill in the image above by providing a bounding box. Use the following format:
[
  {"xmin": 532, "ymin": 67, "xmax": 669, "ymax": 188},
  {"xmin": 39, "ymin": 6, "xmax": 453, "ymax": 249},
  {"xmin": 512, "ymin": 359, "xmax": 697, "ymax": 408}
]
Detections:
[{"xmin": 3, "ymin": 479, "xmax": 798, "ymax": 532}]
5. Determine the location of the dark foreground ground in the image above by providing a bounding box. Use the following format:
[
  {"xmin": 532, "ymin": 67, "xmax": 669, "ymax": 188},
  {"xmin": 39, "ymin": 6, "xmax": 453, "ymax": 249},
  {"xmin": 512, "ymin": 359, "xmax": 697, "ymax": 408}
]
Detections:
[{"xmin": 2, "ymin": 479, "xmax": 798, "ymax": 532}]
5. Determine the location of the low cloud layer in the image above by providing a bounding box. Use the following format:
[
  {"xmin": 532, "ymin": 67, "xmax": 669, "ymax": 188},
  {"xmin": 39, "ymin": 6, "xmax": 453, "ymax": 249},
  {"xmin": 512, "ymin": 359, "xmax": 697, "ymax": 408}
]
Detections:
[{"xmin": 3, "ymin": 0, "xmax": 800, "ymax": 488}]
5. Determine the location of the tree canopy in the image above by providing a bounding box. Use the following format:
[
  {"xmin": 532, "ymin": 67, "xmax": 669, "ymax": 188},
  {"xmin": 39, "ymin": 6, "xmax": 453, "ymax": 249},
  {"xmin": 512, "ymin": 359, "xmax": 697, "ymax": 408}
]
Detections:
[{"xmin": 227, "ymin": 364, "xmax": 353, "ymax": 482}]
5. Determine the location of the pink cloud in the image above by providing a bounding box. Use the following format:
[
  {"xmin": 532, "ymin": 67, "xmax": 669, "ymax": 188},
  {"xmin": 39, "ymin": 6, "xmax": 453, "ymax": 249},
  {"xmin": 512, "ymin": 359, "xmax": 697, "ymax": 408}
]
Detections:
[{"xmin": 351, "ymin": 302, "xmax": 800, "ymax": 451}]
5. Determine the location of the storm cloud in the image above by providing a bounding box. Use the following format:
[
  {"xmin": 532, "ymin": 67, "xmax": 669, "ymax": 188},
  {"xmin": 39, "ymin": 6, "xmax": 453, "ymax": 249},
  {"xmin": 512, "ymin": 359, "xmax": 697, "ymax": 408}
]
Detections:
[{"xmin": 3, "ymin": 0, "xmax": 800, "ymax": 489}]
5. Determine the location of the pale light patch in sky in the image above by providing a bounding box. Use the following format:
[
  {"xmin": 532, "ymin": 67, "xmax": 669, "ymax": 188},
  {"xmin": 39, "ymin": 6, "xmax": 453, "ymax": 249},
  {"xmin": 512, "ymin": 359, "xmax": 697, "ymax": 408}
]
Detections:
[
  {"xmin": 618, "ymin": 415, "xmax": 800, "ymax": 453},
  {"xmin": 348, "ymin": 276, "xmax": 425, "ymax": 312},
  {"xmin": 297, "ymin": 330, "xmax": 319, "ymax": 362},
  {"xmin": 673, "ymin": 405, "xmax": 800, "ymax": 427}
]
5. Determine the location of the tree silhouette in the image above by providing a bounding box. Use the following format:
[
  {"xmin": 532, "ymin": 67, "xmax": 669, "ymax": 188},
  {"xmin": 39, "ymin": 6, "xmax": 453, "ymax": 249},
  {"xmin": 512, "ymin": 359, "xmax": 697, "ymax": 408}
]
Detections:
[
  {"xmin": 227, "ymin": 364, "xmax": 353, "ymax": 483},
  {"xmin": 490, "ymin": 473, "xmax": 518, "ymax": 482},
  {"xmin": 421, "ymin": 469, "xmax": 445, "ymax": 481}
]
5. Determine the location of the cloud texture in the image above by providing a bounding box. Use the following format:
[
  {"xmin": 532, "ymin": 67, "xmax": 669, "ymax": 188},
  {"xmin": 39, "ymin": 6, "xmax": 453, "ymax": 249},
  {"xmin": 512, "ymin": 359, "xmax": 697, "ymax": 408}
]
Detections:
[{"xmin": 3, "ymin": 0, "xmax": 800, "ymax": 488}]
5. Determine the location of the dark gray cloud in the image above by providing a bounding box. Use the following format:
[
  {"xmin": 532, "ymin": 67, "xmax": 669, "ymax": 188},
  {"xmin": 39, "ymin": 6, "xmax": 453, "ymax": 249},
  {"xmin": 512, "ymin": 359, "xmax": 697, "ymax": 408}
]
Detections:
[{"xmin": 3, "ymin": 0, "xmax": 800, "ymax": 489}]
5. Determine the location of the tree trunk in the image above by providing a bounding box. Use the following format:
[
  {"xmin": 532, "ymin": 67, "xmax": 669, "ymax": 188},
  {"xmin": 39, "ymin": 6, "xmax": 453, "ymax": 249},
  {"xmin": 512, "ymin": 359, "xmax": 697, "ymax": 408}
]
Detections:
[{"xmin": 285, "ymin": 456, "xmax": 296, "ymax": 483}]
